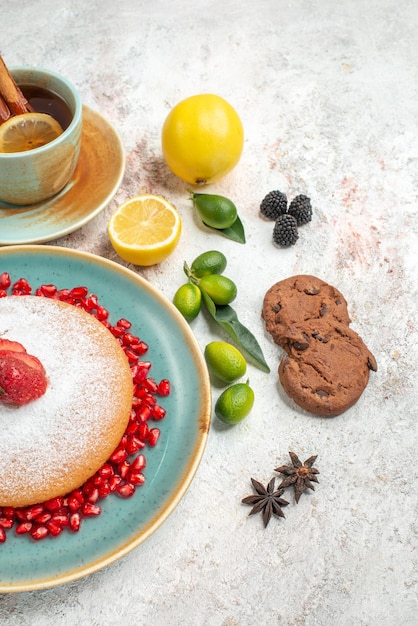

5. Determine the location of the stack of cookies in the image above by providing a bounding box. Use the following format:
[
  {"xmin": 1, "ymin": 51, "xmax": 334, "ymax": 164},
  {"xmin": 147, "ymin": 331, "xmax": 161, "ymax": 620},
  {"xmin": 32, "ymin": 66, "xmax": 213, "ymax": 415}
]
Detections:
[{"xmin": 262, "ymin": 275, "xmax": 377, "ymax": 416}]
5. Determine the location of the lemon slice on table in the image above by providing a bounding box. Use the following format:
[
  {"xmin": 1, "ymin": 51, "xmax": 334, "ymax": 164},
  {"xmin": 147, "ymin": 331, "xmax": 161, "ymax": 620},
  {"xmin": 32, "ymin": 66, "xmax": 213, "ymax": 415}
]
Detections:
[
  {"xmin": 0, "ymin": 112, "xmax": 63, "ymax": 153},
  {"xmin": 108, "ymin": 194, "xmax": 182, "ymax": 266}
]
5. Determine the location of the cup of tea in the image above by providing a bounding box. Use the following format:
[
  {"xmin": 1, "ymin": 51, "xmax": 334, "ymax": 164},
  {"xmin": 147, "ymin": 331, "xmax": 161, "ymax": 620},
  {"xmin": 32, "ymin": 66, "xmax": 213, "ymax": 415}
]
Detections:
[{"xmin": 0, "ymin": 66, "xmax": 82, "ymax": 205}]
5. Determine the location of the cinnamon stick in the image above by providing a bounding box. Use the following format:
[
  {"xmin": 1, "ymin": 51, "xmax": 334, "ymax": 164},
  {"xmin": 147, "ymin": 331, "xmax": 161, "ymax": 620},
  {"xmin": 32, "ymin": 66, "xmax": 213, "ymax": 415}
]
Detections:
[
  {"xmin": 0, "ymin": 53, "xmax": 33, "ymax": 119},
  {"xmin": 0, "ymin": 94, "xmax": 10, "ymax": 123}
]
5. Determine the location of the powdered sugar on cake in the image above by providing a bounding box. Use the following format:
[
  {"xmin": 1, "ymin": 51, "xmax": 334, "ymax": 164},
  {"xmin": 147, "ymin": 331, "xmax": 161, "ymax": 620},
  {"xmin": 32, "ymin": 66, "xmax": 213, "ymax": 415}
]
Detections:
[{"xmin": 0, "ymin": 296, "xmax": 133, "ymax": 506}]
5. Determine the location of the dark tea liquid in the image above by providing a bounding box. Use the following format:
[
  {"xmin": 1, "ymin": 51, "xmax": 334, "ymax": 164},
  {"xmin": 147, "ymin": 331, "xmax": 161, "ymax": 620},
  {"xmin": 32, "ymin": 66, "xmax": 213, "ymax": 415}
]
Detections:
[{"xmin": 20, "ymin": 84, "xmax": 73, "ymax": 130}]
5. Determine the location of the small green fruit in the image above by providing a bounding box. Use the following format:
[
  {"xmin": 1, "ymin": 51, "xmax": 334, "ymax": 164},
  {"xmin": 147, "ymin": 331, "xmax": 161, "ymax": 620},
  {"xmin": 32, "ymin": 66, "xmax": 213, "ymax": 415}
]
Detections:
[
  {"xmin": 199, "ymin": 274, "xmax": 237, "ymax": 305},
  {"xmin": 191, "ymin": 193, "xmax": 237, "ymax": 229},
  {"xmin": 190, "ymin": 250, "xmax": 227, "ymax": 277},
  {"xmin": 173, "ymin": 283, "xmax": 202, "ymax": 322},
  {"xmin": 204, "ymin": 341, "xmax": 247, "ymax": 384},
  {"xmin": 215, "ymin": 380, "xmax": 255, "ymax": 424}
]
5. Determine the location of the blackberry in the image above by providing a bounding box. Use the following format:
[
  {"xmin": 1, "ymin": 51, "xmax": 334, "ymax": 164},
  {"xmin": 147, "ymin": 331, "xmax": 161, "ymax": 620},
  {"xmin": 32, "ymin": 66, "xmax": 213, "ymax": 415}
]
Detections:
[
  {"xmin": 288, "ymin": 194, "xmax": 312, "ymax": 226},
  {"xmin": 260, "ymin": 190, "xmax": 287, "ymax": 220},
  {"xmin": 273, "ymin": 214, "xmax": 299, "ymax": 247}
]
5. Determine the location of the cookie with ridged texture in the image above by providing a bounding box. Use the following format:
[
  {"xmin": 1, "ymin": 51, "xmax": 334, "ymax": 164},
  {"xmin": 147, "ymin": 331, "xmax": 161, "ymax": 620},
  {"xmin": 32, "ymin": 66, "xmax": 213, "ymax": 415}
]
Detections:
[
  {"xmin": 278, "ymin": 320, "xmax": 377, "ymax": 416},
  {"xmin": 262, "ymin": 275, "xmax": 351, "ymax": 349}
]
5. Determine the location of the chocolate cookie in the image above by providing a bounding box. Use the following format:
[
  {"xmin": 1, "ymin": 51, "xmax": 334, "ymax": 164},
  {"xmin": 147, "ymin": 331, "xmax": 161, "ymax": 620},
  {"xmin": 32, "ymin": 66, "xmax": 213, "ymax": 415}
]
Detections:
[
  {"xmin": 262, "ymin": 275, "xmax": 351, "ymax": 349},
  {"xmin": 278, "ymin": 321, "xmax": 377, "ymax": 416}
]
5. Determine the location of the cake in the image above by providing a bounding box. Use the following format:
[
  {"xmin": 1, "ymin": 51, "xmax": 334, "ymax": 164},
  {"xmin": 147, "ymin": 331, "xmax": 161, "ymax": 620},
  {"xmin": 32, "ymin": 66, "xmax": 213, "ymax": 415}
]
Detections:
[{"xmin": 0, "ymin": 296, "xmax": 133, "ymax": 508}]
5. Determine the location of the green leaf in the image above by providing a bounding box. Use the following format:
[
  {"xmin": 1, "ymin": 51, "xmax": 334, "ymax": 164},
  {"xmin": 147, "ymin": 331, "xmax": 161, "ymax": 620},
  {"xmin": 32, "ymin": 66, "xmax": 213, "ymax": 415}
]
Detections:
[
  {"xmin": 200, "ymin": 288, "xmax": 270, "ymax": 373},
  {"xmin": 202, "ymin": 214, "xmax": 246, "ymax": 244}
]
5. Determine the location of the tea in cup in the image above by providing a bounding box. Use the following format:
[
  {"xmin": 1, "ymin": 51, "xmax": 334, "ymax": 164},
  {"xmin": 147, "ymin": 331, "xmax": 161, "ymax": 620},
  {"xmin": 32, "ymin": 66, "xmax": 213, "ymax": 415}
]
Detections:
[{"xmin": 0, "ymin": 66, "xmax": 82, "ymax": 205}]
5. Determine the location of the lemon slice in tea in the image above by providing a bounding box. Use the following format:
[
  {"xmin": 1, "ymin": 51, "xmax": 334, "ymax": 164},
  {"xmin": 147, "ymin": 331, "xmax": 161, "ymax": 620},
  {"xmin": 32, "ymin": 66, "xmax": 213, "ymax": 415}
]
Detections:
[
  {"xmin": 0, "ymin": 112, "xmax": 63, "ymax": 153},
  {"xmin": 108, "ymin": 194, "xmax": 182, "ymax": 266}
]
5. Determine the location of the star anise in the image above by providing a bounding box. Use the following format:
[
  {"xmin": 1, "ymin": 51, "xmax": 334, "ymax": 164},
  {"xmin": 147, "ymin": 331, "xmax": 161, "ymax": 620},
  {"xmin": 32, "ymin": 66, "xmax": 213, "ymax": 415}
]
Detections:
[
  {"xmin": 241, "ymin": 477, "xmax": 289, "ymax": 527},
  {"xmin": 275, "ymin": 451, "xmax": 319, "ymax": 503}
]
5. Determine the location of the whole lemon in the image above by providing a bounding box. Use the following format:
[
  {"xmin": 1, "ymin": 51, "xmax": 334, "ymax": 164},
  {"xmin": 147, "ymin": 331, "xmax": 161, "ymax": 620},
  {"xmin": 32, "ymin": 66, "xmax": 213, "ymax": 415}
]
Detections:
[
  {"xmin": 204, "ymin": 341, "xmax": 247, "ymax": 384},
  {"xmin": 161, "ymin": 94, "xmax": 244, "ymax": 186}
]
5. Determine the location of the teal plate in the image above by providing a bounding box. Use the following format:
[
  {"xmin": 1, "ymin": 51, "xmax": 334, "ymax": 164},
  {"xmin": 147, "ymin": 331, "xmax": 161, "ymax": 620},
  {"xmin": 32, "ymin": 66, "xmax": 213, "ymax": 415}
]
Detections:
[{"xmin": 0, "ymin": 246, "xmax": 211, "ymax": 593}]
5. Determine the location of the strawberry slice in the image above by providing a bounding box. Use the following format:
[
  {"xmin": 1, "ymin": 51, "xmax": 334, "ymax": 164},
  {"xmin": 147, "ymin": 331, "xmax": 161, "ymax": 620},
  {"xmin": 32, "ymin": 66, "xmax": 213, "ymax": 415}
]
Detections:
[
  {"xmin": 0, "ymin": 339, "xmax": 26, "ymax": 353},
  {"xmin": 0, "ymin": 350, "xmax": 45, "ymax": 373},
  {"xmin": 0, "ymin": 353, "xmax": 48, "ymax": 405}
]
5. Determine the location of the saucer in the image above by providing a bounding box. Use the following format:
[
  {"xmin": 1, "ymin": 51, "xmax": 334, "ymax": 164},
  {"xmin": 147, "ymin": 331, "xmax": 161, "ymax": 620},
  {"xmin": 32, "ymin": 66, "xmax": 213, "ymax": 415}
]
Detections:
[{"xmin": 0, "ymin": 106, "xmax": 125, "ymax": 245}]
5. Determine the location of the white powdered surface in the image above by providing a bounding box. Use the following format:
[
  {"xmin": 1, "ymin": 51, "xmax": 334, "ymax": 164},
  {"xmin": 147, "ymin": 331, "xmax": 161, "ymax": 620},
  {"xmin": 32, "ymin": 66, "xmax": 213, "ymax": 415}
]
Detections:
[{"xmin": 0, "ymin": 296, "xmax": 130, "ymax": 505}]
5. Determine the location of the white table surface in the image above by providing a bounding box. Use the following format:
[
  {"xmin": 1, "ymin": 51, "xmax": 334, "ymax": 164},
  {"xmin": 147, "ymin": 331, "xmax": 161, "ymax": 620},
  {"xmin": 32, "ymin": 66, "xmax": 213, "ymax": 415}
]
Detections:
[{"xmin": 1, "ymin": 1, "xmax": 417, "ymax": 625}]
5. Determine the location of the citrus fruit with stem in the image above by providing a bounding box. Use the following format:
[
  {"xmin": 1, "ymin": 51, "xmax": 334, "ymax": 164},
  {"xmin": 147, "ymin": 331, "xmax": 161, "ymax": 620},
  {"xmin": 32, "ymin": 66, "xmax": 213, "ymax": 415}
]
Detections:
[
  {"xmin": 108, "ymin": 194, "xmax": 182, "ymax": 266},
  {"xmin": 191, "ymin": 193, "xmax": 237, "ymax": 229},
  {"xmin": 161, "ymin": 93, "xmax": 244, "ymax": 186},
  {"xmin": 173, "ymin": 283, "xmax": 202, "ymax": 322},
  {"xmin": 0, "ymin": 112, "xmax": 63, "ymax": 153},
  {"xmin": 190, "ymin": 250, "xmax": 227, "ymax": 277},
  {"xmin": 215, "ymin": 380, "xmax": 255, "ymax": 424},
  {"xmin": 199, "ymin": 274, "xmax": 237, "ymax": 305},
  {"xmin": 204, "ymin": 341, "xmax": 247, "ymax": 384}
]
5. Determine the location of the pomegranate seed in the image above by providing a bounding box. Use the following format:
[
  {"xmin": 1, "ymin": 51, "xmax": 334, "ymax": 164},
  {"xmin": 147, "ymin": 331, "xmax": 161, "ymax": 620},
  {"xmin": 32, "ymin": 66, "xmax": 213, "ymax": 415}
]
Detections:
[
  {"xmin": 123, "ymin": 333, "xmax": 139, "ymax": 346},
  {"xmin": 82, "ymin": 503, "xmax": 101, "ymax": 516},
  {"xmin": 96, "ymin": 305, "xmax": 109, "ymax": 321},
  {"xmin": 44, "ymin": 496, "xmax": 65, "ymax": 512},
  {"xmin": 46, "ymin": 521, "xmax": 63, "ymax": 537},
  {"xmin": 108, "ymin": 475, "xmax": 122, "ymax": 492},
  {"xmin": 0, "ymin": 528, "xmax": 6, "ymax": 543},
  {"xmin": 136, "ymin": 404, "xmax": 152, "ymax": 422},
  {"xmin": 85, "ymin": 487, "xmax": 99, "ymax": 504},
  {"xmin": 128, "ymin": 471, "xmax": 145, "ymax": 486},
  {"xmin": 117, "ymin": 483, "xmax": 135, "ymax": 498},
  {"xmin": 70, "ymin": 286, "xmax": 88, "ymax": 298},
  {"xmin": 143, "ymin": 377, "xmax": 158, "ymax": 393},
  {"xmin": 118, "ymin": 460, "xmax": 131, "ymax": 480},
  {"xmin": 158, "ymin": 379, "xmax": 170, "ymax": 396},
  {"xmin": 34, "ymin": 511, "xmax": 52, "ymax": 524},
  {"xmin": 51, "ymin": 513, "xmax": 70, "ymax": 527},
  {"xmin": 39, "ymin": 284, "xmax": 58, "ymax": 297},
  {"xmin": 31, "ymin": 526, "xmax": 49, "ymax": 541},
  {"xmin": 57, "ymin": 288, "xmax": 70, "ymax": 300},
  {"xmin": 141, "ymin": 393, "xmax": 156, "ymax": 406},
  {"xmin": 91, "ymin": 473, "xmax": 107, "ymax": 486},
  {"xmin": 0, "ymin": 518, "xmax": 13, "ymax": 529},
  {"xmin": 117, "ymin": 318, "xmax": 131, "ymax": 330},
  {"xmin": 0, "ymin": 272, "xmax": 11, "ymax": 289},
  {"xmin": 98, "ymin": 463, "xmax": 114, "ymax": 478},
  {"xmin": 15, "ymin": 522, "xmax": 32, "ymax": 535},
  {"xmin": 133, "ymin": 366, "xmax": 150, "ymax": 384},
  {"xmin": 69, "ymin": 513, "xmax": 81, "ymax": 532},
  {"xmin": 98, "ymin": 483, "xmax": 111, "ymax": 498},
  {"xmin": 124, "ymin": 349, "xmax": 139, "ymax": 362},
  {"xmin": 138, "ymin": 422, "xmax": 149, "ymax": 440},
  {"xmin": 2, "ymin": 506, "xmax": 15, "ymax": 520},
  {"xmin": 152, "ymin": 404, "xmax": 166, "ymax": 421},
  {"xmin": 131, "ymin": 454, "xmax": 146, "ymax": 472},
  {"xmin": 12, "ymin": 278, "xmax": 31, "ymax": 294},
  {"xmin": 136, "ymin": 341, "xmax": 149, "ymax": 354},
  {"xmin": 110, "ymin": 447, "xmax": 128, "ymax": 464},
  {"xmin": 0, "ymin": 289, "xmax": 7, "ymax": 298},
  {"xmin": 67, "ymin": 494, "xmax": 82, "ymax": 512},
  {"xmin": 148, "ymin": 428, "xmax": 160, "ymax": 447},
  {"xmin": 24, "ymin": 504, "xmax": 44, "ymax": 521},
  {"xmin": 111, "ymin": 326, "xmax": 125, "ymax": 338},
  {"xmin": 126, "ymin": 435, "xmax": 145, "ymax": 454},
  {"xmin": 126, "ymin": 421, "xmax": 139, "ymax": 435}
]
